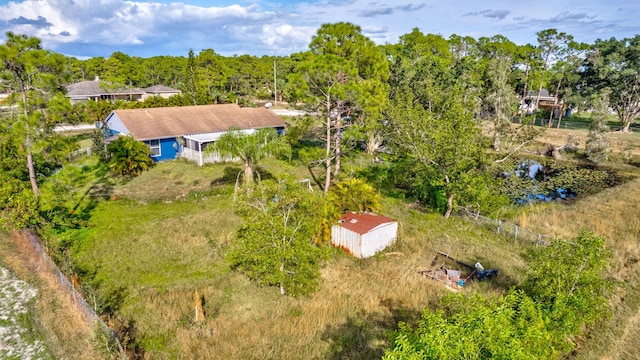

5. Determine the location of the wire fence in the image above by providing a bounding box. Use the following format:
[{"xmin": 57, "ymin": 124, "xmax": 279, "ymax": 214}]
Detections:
[
  {"xmin": 68, "ymin": 147, "xmax": 92, "ymax": 161},
  {"xmin": 458, "ymin": 208, "xmax": 554, "ymax": 247},
  {"xmin": 24, "ymin": 230, "xmax": 126, "ymax": 359}
]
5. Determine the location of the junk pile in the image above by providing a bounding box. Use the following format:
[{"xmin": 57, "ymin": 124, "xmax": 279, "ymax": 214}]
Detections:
[{"xmin": 418, "ymin": 250, "xmax": 498, "ymax": 291}]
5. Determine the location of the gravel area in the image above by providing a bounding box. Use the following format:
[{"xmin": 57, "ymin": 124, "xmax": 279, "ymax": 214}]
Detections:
[{"xmin": 0, "ymin": 267, "xmax": 49, "ymax": 359}]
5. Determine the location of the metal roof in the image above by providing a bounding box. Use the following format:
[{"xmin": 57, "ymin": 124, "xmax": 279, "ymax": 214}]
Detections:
[
  {"xmin": 183, "ymin": 128, "xmax": 256, "ymax": 143},
  {"xmin": 336, "ymin": 212, "xmax": 396, "ymax": 235}
]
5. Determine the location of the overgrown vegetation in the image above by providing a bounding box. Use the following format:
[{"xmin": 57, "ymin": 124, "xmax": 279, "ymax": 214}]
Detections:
[
  {"xmin": 228, "ymin": 178, "xmax": 325, "ymax": 296},
  {"xmin": 2, "ymin": 24, "xmax": 640, "ymax": 359}
]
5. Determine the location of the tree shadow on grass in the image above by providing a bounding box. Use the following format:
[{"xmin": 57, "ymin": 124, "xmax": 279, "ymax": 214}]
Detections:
[
  {"xmin": 321, "ymin": 298, "xmax": 420, "ymax": 360},
  {"xmin": 210, "ymin": 165, "xmax": 276, "ymax": 187}
]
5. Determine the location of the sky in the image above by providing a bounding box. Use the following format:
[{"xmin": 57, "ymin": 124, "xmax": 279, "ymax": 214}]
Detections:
[{"xmin": 0, "ymin": 0, "xmax": 639, "ymax": 59}]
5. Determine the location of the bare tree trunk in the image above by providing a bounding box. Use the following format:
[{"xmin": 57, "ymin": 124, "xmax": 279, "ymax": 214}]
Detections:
[
  {"xmin": 333, "ymin": 114, "xmax": 342, "ymax": 177},
  {"xmin": 27, "ymin": 148, "xmax": 39, "ymax": 197},
  {"xmin": 519, "ymin": 64, "xmax": 530, "ymax": 116},
  {"xmin": 549, "ymin": 78, "xmax": 563, "ymax": 128},
  {"xmin": 21, "ymin": 89, "xmax": 39, "ymax": 197},
  {"xmin": 279, "ymin": 263, "xmax": 285, "ymax": 295},
  {"xmin": 244, "ymin": 159, "xmax": 254, "ymax": 184},
  {"xmin": 443, "ymin": 175, "xmax": 453, "ymax": 218},
  {"xmin": 556, "ymin": 106, "xmax": 565, "ymax": 129},
  {"xmin": 324, "ymin": 101, "xmax": 332, "ymax": 193},
  {"xmin": 444, "ymin": 191, "xmax": 453, "ymax": 219},
  {"xmin": 535, "ymin": 82, "xmax": 544, "ymax": 121}
]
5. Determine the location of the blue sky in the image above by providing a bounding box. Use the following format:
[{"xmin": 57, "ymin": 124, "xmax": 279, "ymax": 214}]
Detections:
[{"xmin": 0, "ymin": 0, "xmax": 638, "ymax": 59}]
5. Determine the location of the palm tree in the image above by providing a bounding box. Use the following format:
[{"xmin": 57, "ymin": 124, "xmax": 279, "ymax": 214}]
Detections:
[
  {"xmin": 209, "ymin": 127, "xmax": 289, "ymax": 185},
  {"xmin": 107, "ymin": 136, "xmax": 155, "ymax": 176}
]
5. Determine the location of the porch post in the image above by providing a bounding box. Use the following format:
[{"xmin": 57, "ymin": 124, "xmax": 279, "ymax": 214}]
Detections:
[{"xmin": 198, "ymin": 141, "xmax": 203, "ymax": 166}]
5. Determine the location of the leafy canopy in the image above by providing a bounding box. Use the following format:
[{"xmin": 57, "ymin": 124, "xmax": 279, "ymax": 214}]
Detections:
[
  {"xmin": 209, "ymin": 127, "xmax": 290, "ymax": 185},
  {"xmin": 227, "ymin": 178, "xmax": 325, "ymax": 296},
  {"xmin": 106, "ymin": 135, "xmax": 155, "ymax": 176}
]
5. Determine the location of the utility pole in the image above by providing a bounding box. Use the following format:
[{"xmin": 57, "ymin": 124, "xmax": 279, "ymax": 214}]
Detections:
[{"xmin": 274, "ymin": 60, "xmax": 277, "ymax": 106}]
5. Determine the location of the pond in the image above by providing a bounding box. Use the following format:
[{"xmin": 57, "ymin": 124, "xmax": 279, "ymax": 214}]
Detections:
[{"xmin": 505, "ymin": 161, "xmax": 577, "ymax": 204}]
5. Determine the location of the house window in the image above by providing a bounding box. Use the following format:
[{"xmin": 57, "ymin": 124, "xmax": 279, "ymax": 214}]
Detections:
[{"xmin": 148, "ymin": 139, "xmax": 161, "ymax": 157}]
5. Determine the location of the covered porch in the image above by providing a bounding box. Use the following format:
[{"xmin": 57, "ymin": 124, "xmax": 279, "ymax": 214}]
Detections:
[{"xmin": 180, "ymin": 129, "xmax": 255, "ymax": 166}]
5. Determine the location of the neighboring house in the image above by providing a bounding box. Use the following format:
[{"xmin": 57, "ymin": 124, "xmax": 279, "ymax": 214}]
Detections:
[
  {"xmin": 521, "ymin": 89, "xmax": 564, "ymax": 118},
  {"xmin": 102, "ymin": 104, "xmax": 286, "ymax": 165},
  {"xmin": 331, "ymin": 212, "xmax": 398, "ymax": 258},
  {"xmin": 142, "ymin": 85, "xmax": 182, "ymax": 100},
  {"xmin": 66, "ymin": 78, "xmax": 181, "ymax": 105}
]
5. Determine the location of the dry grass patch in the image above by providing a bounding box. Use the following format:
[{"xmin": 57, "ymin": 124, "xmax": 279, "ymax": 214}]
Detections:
[
  {"xmin": 0, "ymin": 231, "xmax": 105, "ymax": 359},
  {"xmin": 67, "ymin": 190, "xmax": 526, "ymax": 359}
]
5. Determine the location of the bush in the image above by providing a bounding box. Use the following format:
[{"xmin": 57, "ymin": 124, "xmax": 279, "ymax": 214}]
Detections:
[
  {"xmin": 227, "ymin": 178, "xmax": 326, "ymax": 296},
  {"xmin": 106, "ymin": 136, "xmax": 155, "ymax": 177}
]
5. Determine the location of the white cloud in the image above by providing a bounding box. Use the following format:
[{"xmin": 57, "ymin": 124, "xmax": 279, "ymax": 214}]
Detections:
[{"xmin": 0, "ymin": 0, "xmax": 638, "ymax": 58}]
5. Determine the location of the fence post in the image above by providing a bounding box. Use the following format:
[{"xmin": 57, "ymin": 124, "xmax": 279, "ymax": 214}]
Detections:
[
  {"xmin": 514, "ymin": 225, "xmax": 519, "ymax": 240},
  {"xmin": 536, "ymin": 234, "xmax": 542, "ymax": 246},
  {"xmin": 497, "ymin": 220, "xmax": 502, "ymax": 234}
]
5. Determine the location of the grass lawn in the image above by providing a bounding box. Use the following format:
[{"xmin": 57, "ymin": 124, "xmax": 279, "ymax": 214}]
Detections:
[
  {"xmin": 30, "ymin": 125, "xmax": 640, "ymax": 358},
  {"xmin": 47, "ymin": 157, "xmax": 531, "ymax": 359}
]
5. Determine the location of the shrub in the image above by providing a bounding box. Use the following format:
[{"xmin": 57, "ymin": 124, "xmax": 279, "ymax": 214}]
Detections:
[{"xmin": 106, "ymin": 136, "xmax": 155, "ymax": 176}]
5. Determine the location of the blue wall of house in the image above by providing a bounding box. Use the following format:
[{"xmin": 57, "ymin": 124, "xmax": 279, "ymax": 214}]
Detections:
[
  {"xmin": 144, "ymin": 138, "xmax": 180, "ymax": 162},
  {"xmin": 104, "ymin": 128, "xmax": 120, "ymax": 137}
]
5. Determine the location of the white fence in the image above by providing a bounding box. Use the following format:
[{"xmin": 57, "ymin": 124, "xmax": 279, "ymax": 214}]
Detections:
[
  {"xmin": 68, "ymin": 147, "xmax": 92, "ymax": 161},
  {"xmin": 180, "ymin": 148, "xmax": 233, "ymax": 166}
]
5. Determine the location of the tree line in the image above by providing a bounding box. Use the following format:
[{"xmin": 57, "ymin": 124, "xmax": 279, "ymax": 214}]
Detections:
[{"xmin": 2, "ymin": 22, "xmax": 637, "ymax": 227}]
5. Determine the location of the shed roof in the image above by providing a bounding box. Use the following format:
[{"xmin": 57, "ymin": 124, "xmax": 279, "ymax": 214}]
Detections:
[
  {"xmin": 109, "ymin": 104, "xmax": 285, "ymax": 140},
  {"xmin": 336, "ymin": 212, "xmax": 396, "ymax": 235}
]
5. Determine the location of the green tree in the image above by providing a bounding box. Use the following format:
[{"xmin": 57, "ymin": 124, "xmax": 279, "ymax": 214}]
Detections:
[
  {"xmin": 522, "ymin": 230, "xmax": 612, "ymax": 337},
  {"xmin": 0, "ymin": 32, "xmax": 64, "ymax": 197},
  {"xmin": 290, "ymin": 54, "xmax": 358, "ymax": 192},
  {"xmin": 306, "ymin": 22, "xmax": 389, "ymax": 176},
  {"xmin": 106, "ymin": 135, "xmax": 155, "ymax": 176},
  {"xmin": 533, "ymin": 29, "xmax": 573, "ymax": 125},
  {"xmin": 585, "ymin": 93, "xmax": 611, "ymax": 162},
  {"xmin": 186, "ymin": 49, "xmax": 197, "ymax": 105},
  {"xmin": 209, "ymin": 127, "xmax": 290, "ymax": 186},
  {"xmin": 583, "ymin": 35, "xmax": 640, "ymax": 132},
  {"xmin": 388, "ymin": 88, "xmax": 485, "ymax": 218},
  {"xmin": 227, "ymin": 178, "xmax": 325, "ymax": 296},
  {"xmin": 315, "ymin": 178, "xmax": 383, "ymax": 244},
  {"xmin": 328, "ymin": 178, "xmax": 381, "ymax": 214},
  {"xmin": 384, "ymin": 290, "xmax": 559, "ymax": 359}
]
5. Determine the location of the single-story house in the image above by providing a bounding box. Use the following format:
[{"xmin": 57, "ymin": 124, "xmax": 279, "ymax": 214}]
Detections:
[
  {"xmin": 102, "ymin": 103, "xmax": 286, "ymax": 165},
  {"xmin": 331, "ymin": 212, "xmax": 398, "ymax": 258},
  {"xmin": 66, "ymin": 78, "xmax": 181, "ymax": 105},
  {"xmin": 141, "ymin": 85, "xmax": 182, "ymax": 100}
]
